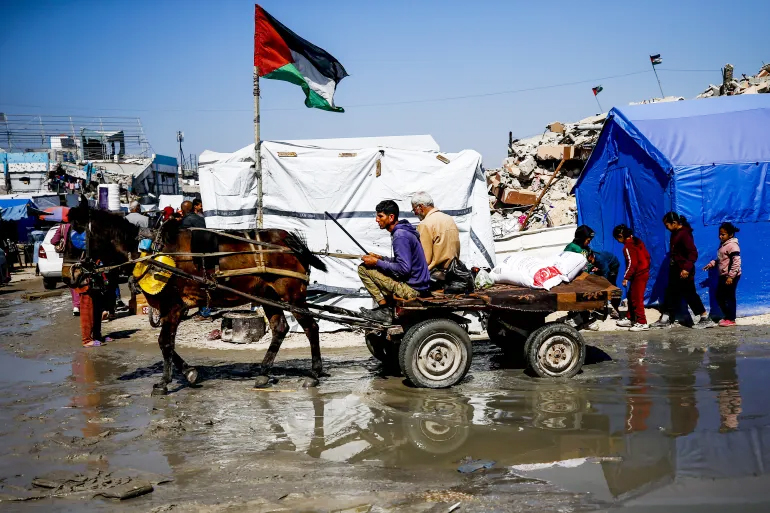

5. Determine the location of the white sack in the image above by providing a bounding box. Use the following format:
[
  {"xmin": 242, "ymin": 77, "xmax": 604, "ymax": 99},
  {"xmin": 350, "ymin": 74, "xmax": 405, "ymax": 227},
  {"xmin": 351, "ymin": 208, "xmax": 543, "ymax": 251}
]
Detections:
[
  {"xmin": 552, "ymin": 252, "xmax": 587, "ymax": 282},
  {"xmin": 491, "ymin": 254, "xmax": 565, "ymax": 290}
]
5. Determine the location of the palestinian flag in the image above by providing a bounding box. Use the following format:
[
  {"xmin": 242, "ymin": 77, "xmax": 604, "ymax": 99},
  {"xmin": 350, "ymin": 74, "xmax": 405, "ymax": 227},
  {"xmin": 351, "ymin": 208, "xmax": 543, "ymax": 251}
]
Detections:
[
  {"xmin": 254, "ymin": 5, "xmax": 348, "ymax": 112},
  {"xmin": 650, "ymin": 54, "xmax": 662, "ymax": 65},
  {"xmin": 592, "ymin": 85, "xmax": 603, "ymax": 96}
]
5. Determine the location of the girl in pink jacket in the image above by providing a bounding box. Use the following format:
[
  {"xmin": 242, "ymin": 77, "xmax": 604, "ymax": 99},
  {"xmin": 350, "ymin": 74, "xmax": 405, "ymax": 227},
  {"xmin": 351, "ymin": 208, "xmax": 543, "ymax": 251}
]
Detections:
[{"xmin": 703, "ymin": 222, "xmax": 741, "ymax": 327}]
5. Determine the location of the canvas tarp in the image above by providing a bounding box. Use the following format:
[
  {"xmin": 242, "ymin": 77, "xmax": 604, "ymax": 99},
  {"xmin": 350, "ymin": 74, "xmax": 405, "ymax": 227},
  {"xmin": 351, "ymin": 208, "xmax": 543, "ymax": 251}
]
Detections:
[
  {"xmin": 575, "ymin": 95, "xmax": 770, "ymax": 315},
  {"xmin": 0, "ymin": 197, "xmax": 37, "ymax": 222},
  {"xmin": 199, "ymin": 137, "xmax": 495, "ymax": 331}
]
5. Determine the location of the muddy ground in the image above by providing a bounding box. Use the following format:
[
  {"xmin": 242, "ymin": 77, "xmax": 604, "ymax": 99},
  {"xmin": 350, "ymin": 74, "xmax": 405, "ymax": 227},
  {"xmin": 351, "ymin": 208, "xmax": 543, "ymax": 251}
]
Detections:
[{"xmin": 1, "ymin": 276, "xmax": 770, "ymax": 512}]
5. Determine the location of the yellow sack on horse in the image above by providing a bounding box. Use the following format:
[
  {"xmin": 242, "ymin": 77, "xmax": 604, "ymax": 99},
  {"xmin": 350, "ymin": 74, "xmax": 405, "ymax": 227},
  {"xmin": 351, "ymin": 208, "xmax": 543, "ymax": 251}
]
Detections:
[{"xmin": 133, "ymin": 254, "xmax": 176, "ymax": 295}]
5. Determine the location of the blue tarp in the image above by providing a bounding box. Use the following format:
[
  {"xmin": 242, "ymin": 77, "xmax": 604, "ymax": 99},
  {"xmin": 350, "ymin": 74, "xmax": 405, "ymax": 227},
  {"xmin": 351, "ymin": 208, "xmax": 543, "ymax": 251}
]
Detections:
[
  {"xmin": 575, "ymin": 95, "xmax": 770, "ymax": 316},
  {"xmin": 0, "ymin": 198, "xmax": 37, "ymax": 222}
]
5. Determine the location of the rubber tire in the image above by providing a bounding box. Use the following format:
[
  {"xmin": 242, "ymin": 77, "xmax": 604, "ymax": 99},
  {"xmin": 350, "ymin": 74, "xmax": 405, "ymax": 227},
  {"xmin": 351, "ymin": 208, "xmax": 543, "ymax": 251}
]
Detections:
[
  {"xmin": 365, "ymin": 332, "xmax": 388, "ymax": 361},
  {"xmin": 399, "ymin": 318, "xmax": 472, "ymax": 389},
  {"xmin": 148, "ymin": 307, "xmax": 162, "ymax": 328},
  {"xmin": 43, "ymin": 277, "xmax": 58, "ymax": 290},
  {"xmin": 365, "ymin": 332, "xmax": 399, "ymax": 367},
  {"xmin": 524, "ymin": 322, "xmax": 585, "ymax": 378}
]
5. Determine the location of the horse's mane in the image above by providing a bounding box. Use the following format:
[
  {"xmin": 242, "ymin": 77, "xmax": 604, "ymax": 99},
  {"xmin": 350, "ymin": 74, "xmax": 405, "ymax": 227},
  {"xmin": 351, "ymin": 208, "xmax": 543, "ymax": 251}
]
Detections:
[{"xmin": 284, "ymin": 231, "xmax": 327, "ymax": 273}]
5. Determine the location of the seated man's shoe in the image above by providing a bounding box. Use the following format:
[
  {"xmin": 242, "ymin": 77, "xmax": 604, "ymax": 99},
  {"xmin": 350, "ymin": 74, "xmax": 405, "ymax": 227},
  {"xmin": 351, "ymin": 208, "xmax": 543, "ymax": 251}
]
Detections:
[{"xmin": 359, "ymin": 305, "xmax": 394, "ymax": 323}]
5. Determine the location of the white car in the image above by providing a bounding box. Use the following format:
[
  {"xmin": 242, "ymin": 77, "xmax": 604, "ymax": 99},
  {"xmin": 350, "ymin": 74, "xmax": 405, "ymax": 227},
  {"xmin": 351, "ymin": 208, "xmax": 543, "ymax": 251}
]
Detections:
[{"xmin": 38, "ymin": 226, "xmax": 64, "ymax": 290}]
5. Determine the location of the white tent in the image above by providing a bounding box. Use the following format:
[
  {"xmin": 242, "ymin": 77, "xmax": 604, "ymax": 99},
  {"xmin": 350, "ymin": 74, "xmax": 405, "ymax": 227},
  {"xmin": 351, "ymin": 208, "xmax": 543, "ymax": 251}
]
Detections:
[{"xmin": 199, "ymin": 136, "xmax": 495, "ymax": 331}]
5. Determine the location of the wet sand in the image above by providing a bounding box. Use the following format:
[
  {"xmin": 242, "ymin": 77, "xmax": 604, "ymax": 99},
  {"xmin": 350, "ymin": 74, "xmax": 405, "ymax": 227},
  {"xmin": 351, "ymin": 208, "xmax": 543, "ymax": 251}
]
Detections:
[{"xmin": 2, "ymin": 278, "xmax": 770, "ymax": 511}]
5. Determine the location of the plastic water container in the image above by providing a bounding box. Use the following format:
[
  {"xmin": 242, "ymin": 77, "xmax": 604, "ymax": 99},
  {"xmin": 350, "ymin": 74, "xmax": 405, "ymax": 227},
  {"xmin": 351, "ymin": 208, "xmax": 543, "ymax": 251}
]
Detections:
[{"xmin": 97, "ymin": 184, "xmax": 121, "ymax": 211}]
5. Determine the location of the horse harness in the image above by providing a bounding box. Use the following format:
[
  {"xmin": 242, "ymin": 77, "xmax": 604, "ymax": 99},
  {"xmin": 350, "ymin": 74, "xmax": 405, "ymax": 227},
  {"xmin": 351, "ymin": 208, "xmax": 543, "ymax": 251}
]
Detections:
[{"xmin": 83, "ymin": 225, "xmax": 312, "ymax": 294}]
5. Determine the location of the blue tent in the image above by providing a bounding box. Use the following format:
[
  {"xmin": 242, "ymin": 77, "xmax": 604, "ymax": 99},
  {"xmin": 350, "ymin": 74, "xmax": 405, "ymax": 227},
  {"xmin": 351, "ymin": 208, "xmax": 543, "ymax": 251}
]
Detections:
[
  {"xmin": 0, "ymin": 197, "xmax": 40, "ymax": 242},
  {"xmin": 574, "ymin": 95, "xmax": 770, "ymax": 316},
  {"xmin": 0, "ymin": 197, "xmax": 37, "ymax": 222}
]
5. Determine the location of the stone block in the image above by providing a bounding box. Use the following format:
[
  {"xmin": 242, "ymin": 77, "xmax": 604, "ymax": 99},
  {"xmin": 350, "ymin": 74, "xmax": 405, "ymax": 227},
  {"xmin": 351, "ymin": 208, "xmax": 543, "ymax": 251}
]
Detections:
[
  {"xmin": 536, "ymin": 144, "xmax": 574, "ymax": 161},
  {"xmin": 487, "ymin": 171, "xmax": 502, "ymax": 188},
  {"xmin": 500, "ymin": 188, "xmax": 538, "ymax": 206},
  {"xmin": 518, "ymin": 156, "xmax": 537, "ymax": 177}
]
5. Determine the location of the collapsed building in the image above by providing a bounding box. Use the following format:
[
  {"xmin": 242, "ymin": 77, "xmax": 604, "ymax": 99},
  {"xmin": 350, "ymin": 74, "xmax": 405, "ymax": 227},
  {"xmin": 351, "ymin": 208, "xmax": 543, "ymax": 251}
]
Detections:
[
  {"xmin": 488, "ymin": 60, "xmax": 770, "ymax": 239},
  {"xmin": 697, "ymin": 63, "xmax": 770, "ymax": 98},
  {"xmin": 487, "ymin": 114, "xmax": 605, "ymax": 238}
]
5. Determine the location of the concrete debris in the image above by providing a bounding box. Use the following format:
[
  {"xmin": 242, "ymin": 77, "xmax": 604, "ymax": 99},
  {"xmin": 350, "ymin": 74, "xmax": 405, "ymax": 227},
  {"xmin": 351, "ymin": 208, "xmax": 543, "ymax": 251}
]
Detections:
[
  {"xmin": 489, "ymin": 115, "xmax": 605, "ymax": 236},
  {"xmin": 489, "ymin": 59, "xmax": 769, "ymax": 239},
  {"xmin": 696, "ymin": 62, "xmax": 770, "ymax": 98},
  {"xmin": 628, "ymin": 95, "xmax": 685, "ymax": 105}
]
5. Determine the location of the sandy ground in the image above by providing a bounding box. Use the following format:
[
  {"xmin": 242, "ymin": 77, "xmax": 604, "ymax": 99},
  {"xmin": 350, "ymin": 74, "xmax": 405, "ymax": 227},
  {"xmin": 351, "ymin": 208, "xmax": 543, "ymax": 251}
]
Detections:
[
  {"xmin": 103, "ymin": 297, "xmax": 770, "ymax": 352},
  {"xmin": 6, "ymin": 265, "xmax": 40, "ymax": 284}
]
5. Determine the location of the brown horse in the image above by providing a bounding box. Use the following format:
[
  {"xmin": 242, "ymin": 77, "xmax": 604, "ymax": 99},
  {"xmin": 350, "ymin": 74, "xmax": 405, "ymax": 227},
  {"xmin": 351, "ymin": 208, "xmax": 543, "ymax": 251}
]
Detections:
[{"xmin": 67, "ymin": 201, "xmax": 328, "ymax": 394}]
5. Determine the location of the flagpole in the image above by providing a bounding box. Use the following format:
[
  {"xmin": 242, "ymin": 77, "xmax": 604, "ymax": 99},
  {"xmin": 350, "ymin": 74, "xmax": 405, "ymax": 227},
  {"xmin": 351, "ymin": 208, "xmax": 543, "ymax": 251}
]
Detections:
[
  {"xmin": 651, "ymin": 61, "xmax": 665, "ymax": 98},
  {"xmin": 254, "ymin": 65, "xmax": 263, "ymax": 228},
  {"xmin": 594, "ymin": 95, "xmax": 603, "ymax": 113}
]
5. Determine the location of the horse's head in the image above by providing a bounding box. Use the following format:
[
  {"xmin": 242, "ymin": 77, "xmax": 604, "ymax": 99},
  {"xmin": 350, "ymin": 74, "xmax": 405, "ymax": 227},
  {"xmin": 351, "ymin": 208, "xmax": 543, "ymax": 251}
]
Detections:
[
  {"xmin": 68, "ymin": 194, "xmax": 140, "ymax": 266},
  {"xmin": 67, "ymin": 194, "xmax": 90, "ymax": 234}
]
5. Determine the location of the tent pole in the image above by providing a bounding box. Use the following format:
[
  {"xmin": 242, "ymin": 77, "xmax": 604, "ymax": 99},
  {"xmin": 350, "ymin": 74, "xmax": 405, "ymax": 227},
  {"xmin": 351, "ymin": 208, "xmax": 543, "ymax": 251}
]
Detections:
[{"xmin": 254, "ymin": 65, "xmax": 263, "ymax": 228}]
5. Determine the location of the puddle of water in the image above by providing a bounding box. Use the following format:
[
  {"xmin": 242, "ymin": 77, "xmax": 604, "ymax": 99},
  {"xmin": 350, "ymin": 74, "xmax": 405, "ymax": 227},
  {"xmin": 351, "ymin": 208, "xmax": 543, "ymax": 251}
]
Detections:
[
  {"xmin": 175, "ymin": 338, "xmax": 770, "ymax": 506},
  {"xmin": 3, "ymin": 289, "xmax": 770, "ymax": 510}
]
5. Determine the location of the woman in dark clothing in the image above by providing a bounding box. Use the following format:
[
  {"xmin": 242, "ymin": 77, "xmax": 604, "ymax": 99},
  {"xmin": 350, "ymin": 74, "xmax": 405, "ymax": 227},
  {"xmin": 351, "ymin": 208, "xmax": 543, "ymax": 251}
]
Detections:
[{"xmin": 652, "ymin": 212, "xmax": 715, "ymax": 329}]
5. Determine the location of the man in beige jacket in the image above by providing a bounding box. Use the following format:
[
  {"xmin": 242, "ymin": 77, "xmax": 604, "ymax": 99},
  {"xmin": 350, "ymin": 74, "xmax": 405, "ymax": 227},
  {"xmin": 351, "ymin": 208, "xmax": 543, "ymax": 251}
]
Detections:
[{"xmin": 411, "ymin": 191, "xmax": 461, "ymax": 274}]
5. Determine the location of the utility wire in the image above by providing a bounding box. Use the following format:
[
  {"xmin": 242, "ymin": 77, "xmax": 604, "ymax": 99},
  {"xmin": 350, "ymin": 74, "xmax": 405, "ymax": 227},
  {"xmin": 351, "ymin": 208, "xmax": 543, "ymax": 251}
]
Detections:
[{"xmin": 0, "ymin": 68, "xmax": 722, "ymax": 114}]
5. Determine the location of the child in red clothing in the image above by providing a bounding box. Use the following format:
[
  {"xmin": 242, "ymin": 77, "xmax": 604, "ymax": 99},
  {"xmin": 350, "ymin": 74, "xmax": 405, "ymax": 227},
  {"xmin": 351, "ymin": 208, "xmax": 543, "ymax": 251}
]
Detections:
[{"xmin": 613, "ymin": 224, "xmax": 651, "ymax": 331}]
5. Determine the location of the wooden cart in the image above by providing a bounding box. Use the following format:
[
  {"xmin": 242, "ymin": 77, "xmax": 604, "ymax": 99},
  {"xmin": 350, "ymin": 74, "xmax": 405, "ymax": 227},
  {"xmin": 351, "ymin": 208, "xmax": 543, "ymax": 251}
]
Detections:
[{"xmin": 365, "ymin": 273, "xmax": 621, "ymax": 388}]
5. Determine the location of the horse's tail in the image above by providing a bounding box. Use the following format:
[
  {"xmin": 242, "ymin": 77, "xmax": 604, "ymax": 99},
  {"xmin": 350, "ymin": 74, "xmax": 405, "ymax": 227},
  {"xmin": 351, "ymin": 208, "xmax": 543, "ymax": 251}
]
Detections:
[{"xmin": 285, "ymin": 232, "xmax": 328, "ymax": 273}]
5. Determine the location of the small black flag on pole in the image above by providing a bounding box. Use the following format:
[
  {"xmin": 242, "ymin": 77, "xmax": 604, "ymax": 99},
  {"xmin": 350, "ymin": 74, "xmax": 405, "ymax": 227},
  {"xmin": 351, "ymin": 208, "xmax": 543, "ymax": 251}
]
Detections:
[
  {"xmin": 649, "ymin": 53, "xmax": 665, "ymax": 97},
  {"xmin": 592, "ymin": 85, "xmax": 604, "ymax": 112}
]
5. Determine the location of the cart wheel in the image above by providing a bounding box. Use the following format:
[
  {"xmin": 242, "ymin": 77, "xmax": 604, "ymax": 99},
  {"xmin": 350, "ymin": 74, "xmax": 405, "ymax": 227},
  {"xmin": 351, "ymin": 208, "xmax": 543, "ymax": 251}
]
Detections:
[
  {"xmin": 365, "ymin": 332, "xmax": 388, "ymax": 361},
  {"xmin": 524, "ymin": 323, "xmax": 585, "ymax": 378},
  {"xmin": 148, "ymin": 307, "xmax": 162, "ymax": 328},
  {"xmin": 399, "ymin": 319, "xmax": 472, "ymax": 388},
  {"xmin": 43, "ymin": 277, "xmax": 58, "ymax": 290}
]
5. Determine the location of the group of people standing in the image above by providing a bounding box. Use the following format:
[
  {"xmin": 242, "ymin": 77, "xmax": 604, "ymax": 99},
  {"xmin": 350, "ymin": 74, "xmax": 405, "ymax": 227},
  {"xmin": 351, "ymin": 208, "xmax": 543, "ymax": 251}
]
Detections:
[{"xmin": 569, "ymin": 212, "xmax": 742, "ymax": 332}]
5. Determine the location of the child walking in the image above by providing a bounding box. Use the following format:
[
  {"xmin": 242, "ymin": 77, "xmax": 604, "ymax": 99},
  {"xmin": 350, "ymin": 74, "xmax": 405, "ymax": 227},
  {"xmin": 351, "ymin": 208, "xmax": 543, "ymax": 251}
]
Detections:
[
  {"xmin": 613, "ymin": 225, "xmax": 651, "ymax": 331},
  {"xmin": 652, "ymin": 212, "xmax": 715, "ymax": 329},
  {"xmin": 704, "ymin": 222, "xmax": 741, "ymax": 327}
]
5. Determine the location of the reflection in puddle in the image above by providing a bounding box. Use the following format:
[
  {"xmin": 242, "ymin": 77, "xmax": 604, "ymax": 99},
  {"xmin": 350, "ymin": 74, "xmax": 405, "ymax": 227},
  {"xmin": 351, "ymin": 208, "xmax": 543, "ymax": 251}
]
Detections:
[{"xmin": 211, "ymin": 339, "xmax": 770, "ymax": 504}]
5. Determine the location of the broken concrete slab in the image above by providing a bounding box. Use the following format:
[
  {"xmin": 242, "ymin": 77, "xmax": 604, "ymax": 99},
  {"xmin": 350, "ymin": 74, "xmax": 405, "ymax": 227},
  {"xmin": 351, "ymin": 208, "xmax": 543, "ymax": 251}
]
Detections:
[
  {"xmin": 536, "ymin": 144, "xmax": 569, "ymax": 161},
  {"xmin": 547, "ymin": 121, "xmax": 565, "ymax": 134},
  {"xmin": 500, "ymin": 188, "xmax": 537, "ymax": 206},
  {"xmin": 518, "ymin": 156, "xmax": 537, "ymax": 177}
]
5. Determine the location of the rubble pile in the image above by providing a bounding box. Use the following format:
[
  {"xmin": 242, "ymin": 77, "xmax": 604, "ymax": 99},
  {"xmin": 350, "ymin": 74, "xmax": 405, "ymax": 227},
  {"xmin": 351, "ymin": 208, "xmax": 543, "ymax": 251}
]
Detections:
[
  {"xmin": 488, "ymin": 60, "xmax": 770, "ymax": 239},
  {"xmin": 486, "ymin": 114, "xmax": 606, "ymax": 237},
  {"xmin": 697, "ymin": 63, "xmax": 770, "ymax": 98}
]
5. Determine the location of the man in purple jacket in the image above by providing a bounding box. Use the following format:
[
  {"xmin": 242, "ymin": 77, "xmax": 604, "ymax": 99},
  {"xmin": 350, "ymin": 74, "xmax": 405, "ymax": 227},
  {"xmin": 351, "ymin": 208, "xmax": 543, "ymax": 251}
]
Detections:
[{"xmin": 358, "ymin": 200, "xmax": 431, "ymax": 323}]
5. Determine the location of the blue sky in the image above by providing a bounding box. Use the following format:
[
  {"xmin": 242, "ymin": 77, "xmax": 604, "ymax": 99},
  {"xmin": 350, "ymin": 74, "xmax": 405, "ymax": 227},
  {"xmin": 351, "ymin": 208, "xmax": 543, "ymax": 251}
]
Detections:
[{"xmin": 1, "ymin": 0, "xmax": 767, "ymax": 168}]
